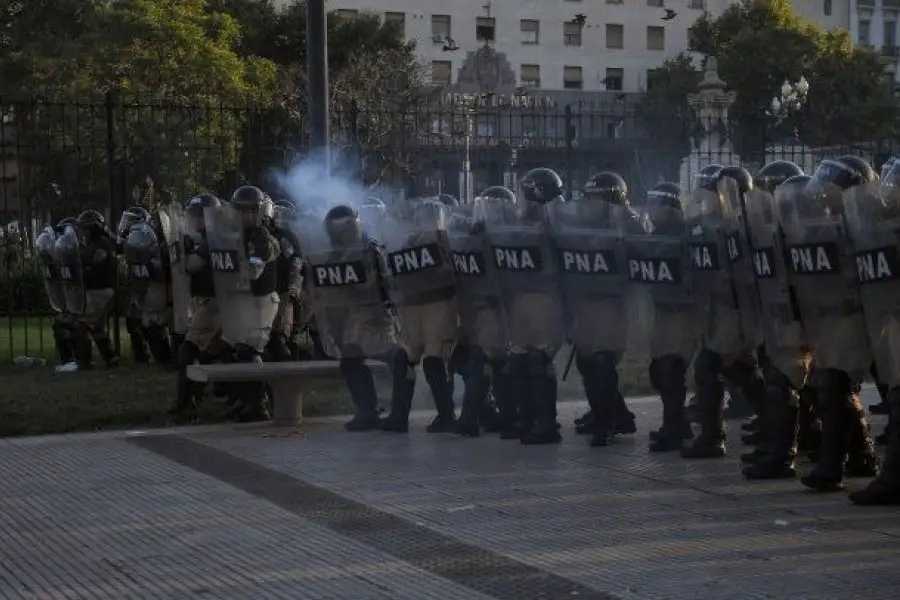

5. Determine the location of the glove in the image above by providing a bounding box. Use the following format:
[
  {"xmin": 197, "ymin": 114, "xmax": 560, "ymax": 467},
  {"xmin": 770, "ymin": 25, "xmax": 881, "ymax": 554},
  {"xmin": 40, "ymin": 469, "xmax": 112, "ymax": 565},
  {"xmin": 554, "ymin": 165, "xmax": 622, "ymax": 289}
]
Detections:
[{"xmin": 247, "ymin": 256, "xmax": 265, "ymax": 280}]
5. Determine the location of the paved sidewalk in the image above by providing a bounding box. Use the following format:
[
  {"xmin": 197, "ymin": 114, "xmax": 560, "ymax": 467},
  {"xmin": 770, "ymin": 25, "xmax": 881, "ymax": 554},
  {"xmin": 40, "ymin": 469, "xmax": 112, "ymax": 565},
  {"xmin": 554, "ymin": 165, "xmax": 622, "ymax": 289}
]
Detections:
[{"xmin": 0, "ymin": 390, "xmax": 897, "ymax": 599}]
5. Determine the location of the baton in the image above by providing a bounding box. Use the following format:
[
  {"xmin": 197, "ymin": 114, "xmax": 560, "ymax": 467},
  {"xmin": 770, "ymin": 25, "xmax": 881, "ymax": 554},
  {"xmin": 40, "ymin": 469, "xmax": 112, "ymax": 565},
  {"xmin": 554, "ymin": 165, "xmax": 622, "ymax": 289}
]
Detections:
[{"xmin": 562, "ymin": 345, "xmax": 576, "ymax": 381}]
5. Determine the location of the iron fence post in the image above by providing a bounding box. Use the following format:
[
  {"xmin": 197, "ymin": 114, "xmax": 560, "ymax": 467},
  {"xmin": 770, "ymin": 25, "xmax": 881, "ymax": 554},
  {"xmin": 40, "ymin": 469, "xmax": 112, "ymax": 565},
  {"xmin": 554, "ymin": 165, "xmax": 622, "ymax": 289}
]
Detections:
[{"xmin": 105, "ymin": 90, "xmax": 121, "ymax": 355}]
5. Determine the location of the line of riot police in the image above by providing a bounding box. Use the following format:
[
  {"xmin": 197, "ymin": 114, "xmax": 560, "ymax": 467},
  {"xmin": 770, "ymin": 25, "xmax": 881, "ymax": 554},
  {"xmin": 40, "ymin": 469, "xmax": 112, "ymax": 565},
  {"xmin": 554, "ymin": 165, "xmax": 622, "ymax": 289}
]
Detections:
[{"xmin": 33, "ymin": 157, "xmax": 900, "ymax": 508}]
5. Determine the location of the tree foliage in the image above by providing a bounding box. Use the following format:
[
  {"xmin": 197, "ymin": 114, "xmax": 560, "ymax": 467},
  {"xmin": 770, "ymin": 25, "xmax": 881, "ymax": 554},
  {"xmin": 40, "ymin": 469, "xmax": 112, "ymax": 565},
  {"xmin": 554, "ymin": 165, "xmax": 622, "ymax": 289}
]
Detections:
[{"xmin": 641, "ymin": 0, "xmax": 898, "ymax": 154}]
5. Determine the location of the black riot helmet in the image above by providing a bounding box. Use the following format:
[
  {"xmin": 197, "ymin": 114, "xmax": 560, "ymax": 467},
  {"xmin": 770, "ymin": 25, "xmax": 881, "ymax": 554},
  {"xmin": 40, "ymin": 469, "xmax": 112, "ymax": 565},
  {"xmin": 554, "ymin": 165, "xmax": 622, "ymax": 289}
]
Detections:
[
  {"xmin": 646, "ymin": 182, "xmax": 683, "ymax": 210},
  {"xmin": 695, "ymin": 164, "xmax": 724, "ymax": 191},
  {"xmin": 520, "ymin": 168, "xmax": 564, "ymax": 203},
  {"xmin": 78, "ymin": 209, "xmax": 105, "ymax": 228},
  {"xmin": 583, "ymin": 171, "xmax": 628, "ymax": 205},
  {"xmin": 117, "ymin": 206, "xmax": 150, "ymax": 238},
  {"xmin": 325, "ymin": 204, "xmax": 361, "ymax": 245},
  {"xmin": 438, "ymin": 193, "xmax": 459, "ymax": 207},
  {"xmin": 717, "ymin": 166, "xmax": 753, "ymax": 194},
  {"xmin": 754, "ymin": 160, "xmax": 804, "ymax": 193},
  {"xmin": 837, "ymin": 155, "xmax": 877, "ymax": 185},
  {"xmin": 186, "ymin": 193, "xmax": 222, "ymax": 231},
  {"xmin": 231, "ymin": 185, "xmax": 267, "ymax": 209},
  {"xmin": 479, "ymin": 186, "xmax": 517, "ymax": 204},
  {"xmin": 55, "ymin": 217, "xmax": 77, "ymax": 235}
]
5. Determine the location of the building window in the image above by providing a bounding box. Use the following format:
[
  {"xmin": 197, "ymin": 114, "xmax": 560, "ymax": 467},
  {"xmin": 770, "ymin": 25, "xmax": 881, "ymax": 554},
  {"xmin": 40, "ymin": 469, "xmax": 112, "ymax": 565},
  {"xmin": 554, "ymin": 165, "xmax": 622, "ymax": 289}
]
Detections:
[
  {"xmin": 385, "ymin": 12, "xmax": 405, "ymax": 36},
  {"xmin": 885, "ymin": 21, "xmax": 896, "ymax": 48},
  {"xmin": 823, "ymin": 0, "xmax": 832, "ymax": 16},
  {"xmin": 334, "ymin": 9, "xmax": 358, "ymax": 19},
  {"xmin": 689, "ymin": 0, "xmax": 706, "ymax": 9},
  {"xmin": 432, "ymin": 60, "xmax": 452, "ymax": 87},
  {"xmin": 647, "ymin": 26, "xmax": 665, "ymax": 51},
  {"xmin": 859, "ymin": 20, "xmax": 871, "ymax": 46},
  {"xmin": 605, "ymin": 68, "xmax": 624, "ymax": 91},
  {"xmin": 563, "ymin": 66, "xmax": 583, "ymax": 90},
  {"xmin": 647, "ymin": 69, "xmax": 663, "ymax": 91},
  {"xmin": 606, "ymin": 0, "xmax": 623, "ymax": 4},
  {"xmin": 521, "ymin": 19, "xmax": 539, "ymax": 45},
  {"xmin": 647, "ymin": 0, "xmax": 664, "ymax": 6},
  {"xmin": 606, "ymin": 24, "xmax": 624, "ymax": 49},
  {"xmin": 432, "ymin": 15, "xmax": 451, "ymax": 42},
  {"xmin": 564, "ymin": 21, "xmax": 582, "ymax": 46},
  {"xmin": 477, "ymin": 16, "xmax": 496, "ymax": 42},
  {"xmin": 520, "ymin": 64, "xmax": 541, "ymax": 88}
]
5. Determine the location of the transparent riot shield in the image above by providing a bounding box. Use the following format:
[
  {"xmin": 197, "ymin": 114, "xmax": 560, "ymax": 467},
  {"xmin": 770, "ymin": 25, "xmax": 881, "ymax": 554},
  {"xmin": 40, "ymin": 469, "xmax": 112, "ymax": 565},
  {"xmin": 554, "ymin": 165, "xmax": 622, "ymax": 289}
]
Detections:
[
  {"xmin": 719, "ymin": 176, "xmax": 761, "ymax": 346},
  {"xmin": 55, "ymin": 225, "xmax": 85, "ymax": 315},
  {"xmin": 683, "ymin": 183, "xmax": 747, "ymax": 359},
  {"xmin": 290, "ymin": 212, "xmax": 395, "ymax": 359},
  {"xmin": 123, "ymin": 221, "xmax": 161, "ymax": 311},
  {"xmin": 777, "ymin": 173, "xmax": 872, "ymax": 376},
  {"xmin": 381, "ymin": 198, "xmax": 456, "ymax": 307},
  {"xmin": 845, "ymin": 178, "xmax": 900, "ymax": 386},
  {"xmin": 480, "ymin": 198, "xmax": 565, "ymax": 353},
  {"xmin": 746, "ymin": 188, "xmax": 808, "ymax": 388},
  {"xmin": 359, "ymin": 197, "xmax": 388, "ymax": 242},
  {"xmin": 446, "ymin": 204, "xmax": 506, "ymax": 357},
  {"xmin": 627, "ymin": 204, "xmax": 698, "ymax": 362},
  {"xmin": 547, "ymin": 200, "xmax": 630, "ymax": 355},
  {"xmin": 158, "ymin": 203, "xmax": 192, "ymax": 334},
  {"xmin": 203, "ymin": 203, "xmax": 251, "ymax": 345},
  {"xmin": 35, "ymin": 226, "xmax": 65, "ymax": 313}
]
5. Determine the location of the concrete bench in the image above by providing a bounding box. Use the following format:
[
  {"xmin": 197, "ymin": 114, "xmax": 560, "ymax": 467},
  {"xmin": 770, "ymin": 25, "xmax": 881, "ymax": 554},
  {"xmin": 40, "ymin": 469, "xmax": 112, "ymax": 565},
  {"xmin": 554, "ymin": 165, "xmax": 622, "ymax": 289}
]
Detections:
[{"xmin": 187, "ymin": 360, "xmax": 388, "ymax": 426}]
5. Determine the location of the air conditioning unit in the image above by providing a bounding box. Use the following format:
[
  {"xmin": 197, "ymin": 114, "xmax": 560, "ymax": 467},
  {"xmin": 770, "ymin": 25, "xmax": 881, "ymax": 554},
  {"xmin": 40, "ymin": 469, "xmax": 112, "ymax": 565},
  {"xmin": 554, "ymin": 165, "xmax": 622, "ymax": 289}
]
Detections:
[{"xmin": 432, "ymin": 34, "xmax": 445, "ymax": 43}]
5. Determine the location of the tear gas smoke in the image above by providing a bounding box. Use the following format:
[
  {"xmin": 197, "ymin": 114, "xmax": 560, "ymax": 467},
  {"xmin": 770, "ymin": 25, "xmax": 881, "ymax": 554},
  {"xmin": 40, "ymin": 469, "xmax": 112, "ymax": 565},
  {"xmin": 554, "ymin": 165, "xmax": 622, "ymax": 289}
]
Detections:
[{"xmin": 272, "ymin": 149, "xmax": 369, "ymax": 222}]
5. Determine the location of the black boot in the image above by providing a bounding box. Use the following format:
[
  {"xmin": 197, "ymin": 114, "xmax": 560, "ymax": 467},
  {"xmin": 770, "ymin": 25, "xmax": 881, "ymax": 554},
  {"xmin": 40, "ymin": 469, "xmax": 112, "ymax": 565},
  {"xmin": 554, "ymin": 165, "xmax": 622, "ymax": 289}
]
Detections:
[
  {"xmin": 340, "ymin": 357, "xmax": 380, "ymax": 432},
  {"xmin": 507, "ymin": 354, "xmax": 532, "ymax": 438},
  {"xmin": 381, "ymin": 352, "xmax": 415, "ymax": 433},
  {"xmin": 743, "ymin": 382, "xmax": 799, "ymax": 479},
  {"xmin": 423, "ymin": 357, "xmax": 457, "ymax": 433},
  {"xmin": 575, "ymin": 410, "xmax": 595, "ymax": 435},
  {"xmin": 850, "ymin": 387, "xmax": 900, "ymax": 506},
  {"xmin": 801, "ymin": 370, "xmax": 851, "ymax": 492},
  {"xmin": 169, "ymin": 340, "xmax": 201, "ymax": 423},
  {"xmin": 92, "ymin": 333, "xmax": 119, "ymax": 368},
  {"xmin": 522, "ymin": 351, "xmax": 562, "ymax": 445},
  {"xmin": 844, "ymin": 391, "xmax": 880, "ymax": 477},
  {"xmin": 457, "ymin": 351, "xmax": 490, "ymax": 437},
  {"xmin": 493, "ymin": 359, "xmax": 520, "ymax": 440},
  {"xmin": 614, "ymin": 392, "xmax": 637, "ymax": 435},
  {"xmin": 681, "ymin": 350, "xmax": 726, "ymax": 459},
  {"xmin": 649, "ymin": 355, "xmax": 688, "ymax": 452}
]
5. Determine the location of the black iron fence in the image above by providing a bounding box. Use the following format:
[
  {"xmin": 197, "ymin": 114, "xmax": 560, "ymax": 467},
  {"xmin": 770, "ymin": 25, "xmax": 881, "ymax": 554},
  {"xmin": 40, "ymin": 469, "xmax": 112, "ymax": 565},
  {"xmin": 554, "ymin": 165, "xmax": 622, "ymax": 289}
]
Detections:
[{"xmin": 0, "ymin": 94, "xmax": 895, "ymax": 360}]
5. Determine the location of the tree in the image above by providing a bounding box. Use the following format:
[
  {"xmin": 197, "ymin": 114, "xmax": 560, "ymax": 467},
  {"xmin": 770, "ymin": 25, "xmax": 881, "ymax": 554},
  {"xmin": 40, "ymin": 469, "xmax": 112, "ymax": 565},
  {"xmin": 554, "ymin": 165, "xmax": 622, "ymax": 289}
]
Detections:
[
  {"xmin": 641, "ymin": 0, "xmax": 898, "ymax": 156},
  {"xmin": 0, "ymin": 0, "xmax": 277, "ymax": 217},
  {"xmin": 211, "ymin": 1, "xmax": 429, "ymax": 187}
]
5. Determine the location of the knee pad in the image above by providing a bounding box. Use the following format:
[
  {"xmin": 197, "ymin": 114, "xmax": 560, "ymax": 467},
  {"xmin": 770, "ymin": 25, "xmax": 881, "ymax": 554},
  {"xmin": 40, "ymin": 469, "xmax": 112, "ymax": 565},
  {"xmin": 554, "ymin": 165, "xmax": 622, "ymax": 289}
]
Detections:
[
  {"xmin": 422, "ymin": 356, "xmax": 450, "ymax": 386},
  {"xmin": 525, "ymin": 348, "xmax": 551, "ymax": 377},
  {"xmin": 234, "ymin": 344, "xmax": 262, "ymax": 364},
  {"xmin": 814, "ymin": 368, "xmax": 852, "ymax": 396},
  {"xmin": 125, "ymin": 316, "xmax": 142, "ymax": 335},
  {"xmin": 693, "ymin": 348, "xmax": 722, "ymax": 387},
  {"xmin": 391, "ymin": 347, "xmax": 416, "ymax": 380},
  {"xmin": 177, "ymin": 340, "xmax": 201, "ymax": 369}
]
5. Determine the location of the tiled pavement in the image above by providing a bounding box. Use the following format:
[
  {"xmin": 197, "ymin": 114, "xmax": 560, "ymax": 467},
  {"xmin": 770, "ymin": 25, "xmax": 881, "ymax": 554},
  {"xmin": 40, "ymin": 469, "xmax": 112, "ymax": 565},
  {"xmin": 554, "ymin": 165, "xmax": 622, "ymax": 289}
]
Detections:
[{"xmin": 0, "ymin": 388, "xmax": 898, "ymax": 599}]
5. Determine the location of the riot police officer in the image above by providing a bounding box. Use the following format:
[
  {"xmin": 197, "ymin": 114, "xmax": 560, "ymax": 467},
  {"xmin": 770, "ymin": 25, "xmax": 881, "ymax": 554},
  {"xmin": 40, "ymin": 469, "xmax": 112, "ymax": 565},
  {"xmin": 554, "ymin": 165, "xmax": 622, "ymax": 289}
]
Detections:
[
  {"xmin": 267, "ymin": 199, "xmax": 304, "ymax": 361},
  {"xmin": 844, "ymin": 159, "xmax": 900, "ymax": 505},
  {"xmin": 487, "ymin": 168, "xmax": 567, "ymax": 444},
  {"xmin": 53, "ymin": 217, "xmax": 81, "ymax": 372},
  {"xmin": 780, "ymin": 156, "xmax": 879, "ymax": 492},
  {"xmin": 555, "ymin": 171, "xmax": 638, "ymax": 447},
  {"xmin": 740, "ymin": 161, "xmax": 809, "ymax": 479},
  {"xmin": 72, "ymin": 210, "xmax": 119, "ymax": 369},
  {"xmin": 379, "ymin": 197, "xmax": 460, "ymax": 433},
  {"xmin": 169, "ymin": 194, "xmax": 223, "ymax": 420},
  {"xmin": 302, "ymin": 204, "xmax": 395, "ymax": 431},
  {"xmin": 632, "ymin": 182, "xmax": 700, "ymax": 452},
  {"xmin": 213, "ymin": 185, "xmax": 281, "ymax": 421},
  {"xmin": 455, "ymin": 186, "xmax": 516, "ymax": 437},
  {"xmin": 681, "ymin": 165, "xmax": 768, "ymax": 459},
  {"xmin": 35, "ymin": 221, "xmax": 71, "ymax": 367},
  {"xmin": 121, "ymin": 206, "xmax": 173, "ymax": 366},
  {"xmin": 117, "ymin": 206, "xmax": 152, "ymax": 363}
]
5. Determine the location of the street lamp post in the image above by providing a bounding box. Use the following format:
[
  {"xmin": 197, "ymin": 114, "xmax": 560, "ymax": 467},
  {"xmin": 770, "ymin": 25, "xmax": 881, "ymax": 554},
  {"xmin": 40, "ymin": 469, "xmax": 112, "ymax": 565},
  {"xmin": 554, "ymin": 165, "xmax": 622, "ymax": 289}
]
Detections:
[{"xmin": 763, "ymin": 76, "xmax": 810, "ymax": 164}]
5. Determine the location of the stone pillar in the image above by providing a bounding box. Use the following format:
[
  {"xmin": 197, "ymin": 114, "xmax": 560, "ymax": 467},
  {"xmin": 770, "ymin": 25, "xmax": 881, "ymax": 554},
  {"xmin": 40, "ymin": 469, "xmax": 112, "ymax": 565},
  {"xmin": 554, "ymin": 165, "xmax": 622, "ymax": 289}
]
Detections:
[
  {"xmin": 874, "ymin": 0, "xmax": 885, "ymax": 49},
  {"xmin": 679, "ymin": 57, "xmax": 739, "ymax": 191},
  {"xmin": 850, "ymin": 0, "xmax": 860, "ymax": 42}
]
